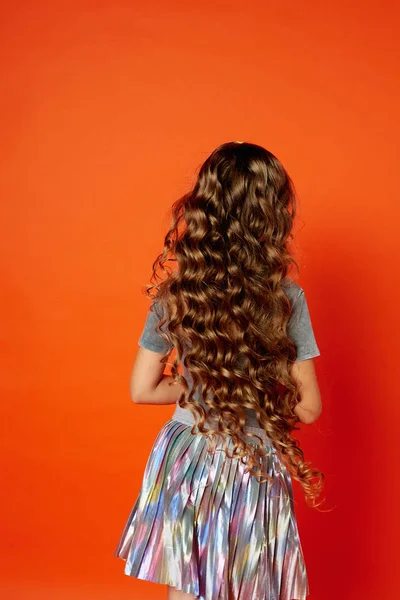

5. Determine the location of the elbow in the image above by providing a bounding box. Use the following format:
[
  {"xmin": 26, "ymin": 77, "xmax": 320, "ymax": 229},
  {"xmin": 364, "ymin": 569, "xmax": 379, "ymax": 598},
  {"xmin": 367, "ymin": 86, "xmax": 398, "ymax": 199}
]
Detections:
[
  {"xmin": 294, "ymin": 398, "xmax": 322, "ymax": 424},
  {"xmin": 130, "ymin": 380, "xmax": 149, "ymax": 404},
  {"xmin": 302, "ymin": 406, "xmax": 322, "ymax": 424},
  {"xmin": 131, "ymin": 391, "xmax": 148, "ymax": 404},
  {"xmin": 130, "ymin": 387, "xmax": 145, "ymax": 404}
]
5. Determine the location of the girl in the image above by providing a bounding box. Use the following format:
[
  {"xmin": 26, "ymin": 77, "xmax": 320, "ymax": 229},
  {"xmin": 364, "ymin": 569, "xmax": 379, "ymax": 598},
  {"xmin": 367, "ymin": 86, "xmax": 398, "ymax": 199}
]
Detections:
[{"xmin": 114, "ymin": 141, "xmax": 324, "ymax": 600}]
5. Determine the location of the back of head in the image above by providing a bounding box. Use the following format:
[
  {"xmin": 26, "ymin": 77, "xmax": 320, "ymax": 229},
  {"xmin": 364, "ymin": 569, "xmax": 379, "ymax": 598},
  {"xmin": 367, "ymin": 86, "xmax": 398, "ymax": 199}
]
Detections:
[{"xmin": 184, "ymin": 141, "xmax": 297, "ymax": 277}]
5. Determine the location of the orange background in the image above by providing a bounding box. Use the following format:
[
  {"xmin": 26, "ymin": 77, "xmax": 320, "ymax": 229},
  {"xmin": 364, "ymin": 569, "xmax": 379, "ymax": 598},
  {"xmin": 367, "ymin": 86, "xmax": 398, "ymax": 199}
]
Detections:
[{"xmin": 1, "ymin": 1, "xmax": 398, "ymax": 599}]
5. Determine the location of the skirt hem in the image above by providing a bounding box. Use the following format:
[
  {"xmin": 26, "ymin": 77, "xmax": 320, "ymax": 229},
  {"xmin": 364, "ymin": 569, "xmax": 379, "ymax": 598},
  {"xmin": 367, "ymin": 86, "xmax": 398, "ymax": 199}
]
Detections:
[
  {"xmin": 116, "ymin": 555, "xmax": 200, "ymax": 598},
  {"xmin": 115, "ymin": 555, "xmax": 310, "ymax": 600}
]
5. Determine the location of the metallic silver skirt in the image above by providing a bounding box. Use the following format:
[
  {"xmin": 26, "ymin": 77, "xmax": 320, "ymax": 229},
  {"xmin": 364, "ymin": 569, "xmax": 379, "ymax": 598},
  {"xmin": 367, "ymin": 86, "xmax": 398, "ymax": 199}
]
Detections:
[{"xmin": 114, "ymin": 407, "xmax": 310, "ymax": 599}]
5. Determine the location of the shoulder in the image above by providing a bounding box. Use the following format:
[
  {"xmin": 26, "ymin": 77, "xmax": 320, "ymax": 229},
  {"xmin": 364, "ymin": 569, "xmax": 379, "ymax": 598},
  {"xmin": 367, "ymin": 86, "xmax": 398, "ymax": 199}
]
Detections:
[
  {"xmin": 149, "ymin": 298, "xmax": 164, "ymax": 318},
  {"xmin": 281, "ymin": 277, "xmax": 304, "ymax": 303}
]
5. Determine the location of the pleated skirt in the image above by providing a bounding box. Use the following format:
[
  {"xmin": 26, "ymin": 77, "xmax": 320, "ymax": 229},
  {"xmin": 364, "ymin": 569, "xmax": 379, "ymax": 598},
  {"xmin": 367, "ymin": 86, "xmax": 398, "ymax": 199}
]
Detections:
[{"xmin": 114, "ymin": 407, "xmax": 310, "ymax": 600}]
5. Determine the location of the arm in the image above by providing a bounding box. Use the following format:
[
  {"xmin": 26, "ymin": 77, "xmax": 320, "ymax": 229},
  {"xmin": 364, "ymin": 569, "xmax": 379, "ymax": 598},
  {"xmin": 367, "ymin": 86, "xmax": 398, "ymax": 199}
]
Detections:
[
  {"xmin": 130, "ymin": 301, "xmax": 184, "ymax": 404},
  {"xmin": 291, "ymin": 358, "xmax": 322, "ymax": 424},
  {"xmin": 286, "ymin": 286, "xmax": 322, "ymax": 424},
  {"xmin": 130, "ymin": 346, "xmax": 185, "ymax": 405}
]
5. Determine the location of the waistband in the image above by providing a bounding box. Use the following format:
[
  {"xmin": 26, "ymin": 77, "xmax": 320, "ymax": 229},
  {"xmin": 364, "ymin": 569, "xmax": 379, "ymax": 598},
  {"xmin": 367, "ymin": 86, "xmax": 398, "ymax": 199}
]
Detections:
[{"xmin": 171, "ymin": 404, "xmax": 274, "ymax": 445}]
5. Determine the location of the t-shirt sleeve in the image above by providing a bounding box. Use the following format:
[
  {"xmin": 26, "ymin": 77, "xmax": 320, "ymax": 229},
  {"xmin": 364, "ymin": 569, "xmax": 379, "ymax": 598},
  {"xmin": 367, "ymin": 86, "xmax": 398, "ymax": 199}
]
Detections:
[
  {"xmin": 137, "ymin": 301, "xmax": 173, "ymax": 354},
  {"xmin": 287, "ymin": 289, "xmax": 321, "ymax": 362}
]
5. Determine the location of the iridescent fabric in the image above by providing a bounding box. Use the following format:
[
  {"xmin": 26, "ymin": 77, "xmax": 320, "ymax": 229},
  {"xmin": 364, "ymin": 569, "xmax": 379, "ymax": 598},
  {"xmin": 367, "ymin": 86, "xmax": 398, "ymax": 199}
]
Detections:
[{"xmin": 114, "ymin": 410, "xmax": 310, "ymax": 599}]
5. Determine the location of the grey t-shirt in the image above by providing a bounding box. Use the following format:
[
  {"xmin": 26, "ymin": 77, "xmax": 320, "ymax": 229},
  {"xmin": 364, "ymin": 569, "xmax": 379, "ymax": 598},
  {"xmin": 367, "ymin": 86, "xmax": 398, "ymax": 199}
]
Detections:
[{"xmin": 137, "ymin": 281, "xmax": 320, "ymax": 427}]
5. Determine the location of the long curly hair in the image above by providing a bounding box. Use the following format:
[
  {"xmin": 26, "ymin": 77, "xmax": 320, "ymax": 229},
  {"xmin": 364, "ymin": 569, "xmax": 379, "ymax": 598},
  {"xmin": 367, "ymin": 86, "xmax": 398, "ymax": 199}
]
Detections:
[{"xmin": 144, "ymin": 141, "xmax": 325, "ymax": 509}]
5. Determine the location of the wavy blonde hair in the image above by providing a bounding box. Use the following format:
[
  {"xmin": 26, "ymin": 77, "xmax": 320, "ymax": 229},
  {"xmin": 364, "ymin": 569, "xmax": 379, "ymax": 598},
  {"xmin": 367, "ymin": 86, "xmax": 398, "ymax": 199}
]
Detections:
[{"xmin": 145, "ymin": 141, "xmax": 325, "ymax": 509}]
